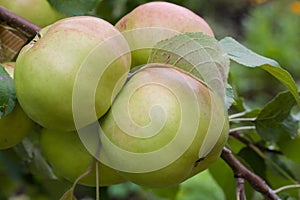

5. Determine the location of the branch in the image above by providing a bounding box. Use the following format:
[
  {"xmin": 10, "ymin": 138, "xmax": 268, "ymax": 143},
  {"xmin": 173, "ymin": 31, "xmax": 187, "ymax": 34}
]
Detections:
[
  {"xmin": 0, "ymin": 6, "xmax": 41, "ymax": 37},
  {"xmin": 230, "ymin": 131, "xmax": 282, "ymax": 155},
  {"xmin": 235, "ymin": 174, "xmax": 246, "ymax": 200},
  {"xmin": 221, "ymin": 147, "xmax": 280, "ymax": 200}
]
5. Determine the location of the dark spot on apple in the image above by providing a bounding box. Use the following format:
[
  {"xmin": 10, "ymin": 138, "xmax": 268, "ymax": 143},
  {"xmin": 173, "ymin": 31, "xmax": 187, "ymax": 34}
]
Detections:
[
  {"xmin": 164, "ymin": 53, "xmax": 171, "ymax": 63},
  {"xmin": 194, "ymin": 157, "xmax": 206, "ymax": 167},
  {"xmin": 37, "ymin": 32, "xmax": 42, "ymax": 39}
]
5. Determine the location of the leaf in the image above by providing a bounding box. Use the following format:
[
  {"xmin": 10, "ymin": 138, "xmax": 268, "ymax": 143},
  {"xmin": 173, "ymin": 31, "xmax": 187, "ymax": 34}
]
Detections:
[
  {"xmin": 48, "ymin": 0, "xmax": 101, "ymax": 16},
  {"xmin": 255, "ymin": 91, "xmax": 299, "ymax": 142},
  {"xmin": 0, "ymin": 64, "xmax": 16, "ymax": 118},
  {"xmin": 209, "ymin": 158, "xmax": 255, "ymax": 199},
  {"xmin": 148, "ymin": 32, "xmax": 230, "ymax": 103},
  {"xmin": 209, "ymin": 160, "xmax": 235, "ymax": 199},
  {"xmin": 13, "ymin": 131, "xmax": 58, "ymax": 180},
  {"xmin": 176, "ymin": 170, "xmax": 226, "ymax": 200},
  {"xmin": 219, "ymin": 37, "xmax": 300, "ymax": 106},
  {"xmin": 145, "ymin": 186, "xmax": 179, "ymax": 199},
  {"xmin": 238, "ymin": 147, "xmax": 266, "ymax": 180},
  {"xmin": 265, "ymin": 153, "xmax": 297, "ymax": 183},
  {"xmin": 225, "ymin": 83, "xmax": 234, "ymax": 110},
  {"xmin": 60, "ymin": 188, "xmax": 77, "ymax": 200}
]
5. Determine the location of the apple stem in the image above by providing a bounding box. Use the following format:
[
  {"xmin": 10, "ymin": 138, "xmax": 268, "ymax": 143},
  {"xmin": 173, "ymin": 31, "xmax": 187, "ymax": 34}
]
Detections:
[
  {"xmin": 221, "ymin": 147, "xmax": 280, "ymax": 200},
  {"xmin": 229, "ymin": 117, "xmax": 256, "ymax": 123},
  {"xmin": 229, "ymin": 111, "xmax": 248, "ymax": 119},
  {"xmin": 96, "ymin": 161, "xmax": 100, "ymax": 200},
  {"xmin": 229, "ymin": 126, "xmax": 256, "ymax": 132},
  {"xmin": 0, "ymin": 6, "xmax": 41, "ymax": 38}
]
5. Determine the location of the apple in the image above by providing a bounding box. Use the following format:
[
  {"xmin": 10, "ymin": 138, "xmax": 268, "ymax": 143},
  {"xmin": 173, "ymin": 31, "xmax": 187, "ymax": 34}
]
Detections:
[
  {"xmin": 115, "ymin": 1, "xmax": 214, "ymax": 67},
  {"xmin": 40, "ymin": 128, "xmax": 126, "ymax": 187},
  {"xmin": 0, "ymin": 0, "xmax": 65, "ymax": 27},
  {"xmin": 0, "ymin": 63, "xmax": 34, "ymax": 149},
  {"xmin": 14, "ymin": 16, "xmax": 131, "ymax": 131},
  {"xmin": 99, "ymin": 67, "xmax": 229, "ymax": 187}
]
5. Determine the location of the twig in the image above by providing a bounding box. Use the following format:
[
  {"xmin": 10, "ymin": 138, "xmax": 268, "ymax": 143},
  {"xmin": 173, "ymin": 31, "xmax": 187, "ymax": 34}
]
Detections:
[
  {"xmin": 274, "ymin": 184, "xmax": 300, "ymax": 194},
  {"xmin": 229, "ymin": 111, "xmax": 248, "ymax": 119},
  {"xmin": 235, "ymin": 174, "xmax": 246, "ymax": 200},
  {"xmin": 229, "ymin": 131, "xmax": 282, "ymax": 155},
  {"xmin": 221, "ymin": 147, "xmax": 280, "ymax": 200},
  {"xmin": 230, "ymin": 126, "xmax": 256, "ymax": 133},
  {"xmin": 230, "ymin": 117, "xmax": 256, "ymax": 122},
  {"xmin": 0, "ymin": 6, "xmax": 41, "ymax": 37}
]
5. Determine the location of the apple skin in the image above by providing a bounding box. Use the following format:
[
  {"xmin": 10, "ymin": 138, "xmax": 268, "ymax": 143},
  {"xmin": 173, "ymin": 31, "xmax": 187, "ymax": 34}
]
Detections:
[
  {"xmin": 115, "ymin": 1, "xmax": 214, "ymax": 67},
  {"xmin": 0, "ymin": 0, "xmax": 65, "ymax": 27},
  {"xmin": 40, "ymin": 128, "xmax": 126, "ymax": 187},
  {"xmin": 0, "ymin": 103, "xmax": 34, "ymax": 149},
  {"xmin": 14, "ymin": 16, "xmax": 131, "ymax": 131},
  {"xmin": 99, "ymin": 67, "xmax": 229, "ymax": 187},
  {"xmin": 0, "ymin": 63, "xmax": 34, "ymax": 149}
]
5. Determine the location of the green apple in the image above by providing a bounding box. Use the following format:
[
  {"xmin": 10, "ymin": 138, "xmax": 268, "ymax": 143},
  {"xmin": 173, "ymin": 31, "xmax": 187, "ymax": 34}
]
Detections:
[
  {"xmin": 40, "ymin": 128, "xmax": 126, "ymax": 187},
  {"xmin": 0, "ymin": 103, "xmax": 34, "ymax": 149},
  {"xmin": 115, "ymin": 2, "xmax": 214, "ymax": 67},
  {"xmin": 0, "ymin": 0, "xmax": 65, "ymax": 27},
  {"xmin": 14, "ymin": 16, "xmax": 131, "ymax": 131},
  {"xmin": 99, "ymin": 67, "xmax": 229, "ymax": 187},
  {"xmin": 0, "ymin": 63, "xmax": 34, "ymax": 149}
]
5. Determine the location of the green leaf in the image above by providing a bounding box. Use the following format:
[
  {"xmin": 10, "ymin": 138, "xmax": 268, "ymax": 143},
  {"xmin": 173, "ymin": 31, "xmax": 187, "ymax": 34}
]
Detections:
[
  {"xmin": 145, "ymin": 186, "xmax": 179, "ymax": 199},
  {"xmin": 255, "ymin": 91, "xmax": 299, "ymax": 142},
  {"xmin": 219, "ymin": 37, "xmax": 300, "ymax": 106},
  {"xmin": 265, "ymin": 153, "xmax": 297, "ymax": 183},
  {"xmin": 225, "ymin": 83, "xmax": 234, "ymax": 110},
  {"xmin": 60, "ymin": 188, "xmax": 77, "ymax": 200},
  {"xmin": 13, "ymin": 131, "xmax": 58, "ymax": 180},
  {"xmin": 48, "ymin": 0, "xmax": 100, "ymax": 16},
  {"xmin": 238, "ymin": 147, "xmax": 266, "ymax": 180},
  {"xmin": 176, "ymin": 170, "xmax": 226, "ymax": 200},
  {"xmin": 0, "ymin": 64, "xmax": 16, "ymax": 118},
  {"xmin": 148, "ymin": 32, "xmax": 230, "ymax": 103},
  {"xmin": 208, "ymin": 158, "xmax": 238, "ymax": 199},
  {"xmin": 209, "ymin": 157, "xmax": 258, "ymax": 199}
]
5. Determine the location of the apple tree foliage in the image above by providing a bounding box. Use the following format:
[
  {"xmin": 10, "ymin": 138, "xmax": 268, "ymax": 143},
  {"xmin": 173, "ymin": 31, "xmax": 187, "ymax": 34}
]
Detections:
[
  {"xmin": 1, "ymin": 1, "xmax": 300, "ymax": 199},
  {"xmin": 0, "ymin": 64, "xmax": 16, "ymax": 117}
]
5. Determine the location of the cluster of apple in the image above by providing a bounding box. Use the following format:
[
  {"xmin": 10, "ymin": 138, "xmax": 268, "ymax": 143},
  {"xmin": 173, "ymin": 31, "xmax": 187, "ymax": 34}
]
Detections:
[{"xmin": 1, "ymin": 2, "xmax": 229, "ymax": 187}]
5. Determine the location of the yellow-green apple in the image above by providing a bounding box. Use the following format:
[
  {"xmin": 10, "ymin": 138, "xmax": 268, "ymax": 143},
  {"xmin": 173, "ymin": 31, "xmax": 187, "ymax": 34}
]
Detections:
[
  {"xmin": 115, "ymin": 1, "xmax": 214, "ymax": 67},
  {"xmin": 14, "ymin": 16, "xmax": 131, "ymax": 131},
  {"xmin": 0, "ymin": 0, "xmax": 65, "ymax": 27},
  {"xmin": 40, "ymin": 128, "xmax": 126, "ymax": 187},
  {"xmin": 99, "ymin": 66, "xmax": 228, "ymax": 187},
  {"xmin": 0, "ymin": 62, "xmax": 34, "ymax": 149}
]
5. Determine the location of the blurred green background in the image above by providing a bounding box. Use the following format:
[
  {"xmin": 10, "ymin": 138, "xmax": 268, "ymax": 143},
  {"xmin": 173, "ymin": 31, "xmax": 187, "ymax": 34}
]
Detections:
[{"xmin": 1, "ymin": 0, "xmax": 300, "ymax": 199}]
